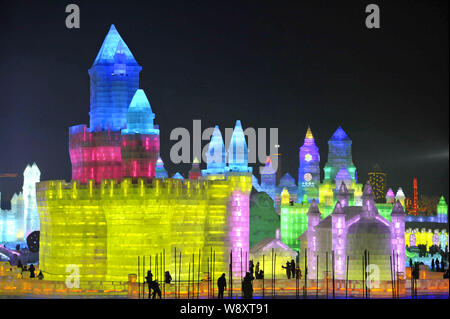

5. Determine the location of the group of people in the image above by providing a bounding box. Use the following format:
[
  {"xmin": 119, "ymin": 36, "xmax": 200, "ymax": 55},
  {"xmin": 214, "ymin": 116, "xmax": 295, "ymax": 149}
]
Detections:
[
  {"xmin": 15, "ymin": 259, "xmax": 43, "ymax": 279},
  {"xmin": 281, "ymin": 259, "xmax": 302, "ymax": 280}
]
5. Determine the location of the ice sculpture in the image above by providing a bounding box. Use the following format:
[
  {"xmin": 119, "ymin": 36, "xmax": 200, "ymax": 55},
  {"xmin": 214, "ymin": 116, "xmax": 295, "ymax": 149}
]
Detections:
[
  {"xmin": 323, "ymin": 126, "xmax": 357, "ymax": 182},
  {"xmin": 202, "ymin": 125, "xmax": 226, "ymax": 176},
  {"xmin": 298, "ymin": 126, "xmax": 320, "ymax": 202},
  {"xmin": 260, "ymin": 156, "xmax": 276, "ymax": 201},
  {"xmin": 227, "ymin": 120, "xmax": 251, "ymax": 173},
  {"xmin": 155, "ymin": 156, "xmax": 168, "ymax": 179}
]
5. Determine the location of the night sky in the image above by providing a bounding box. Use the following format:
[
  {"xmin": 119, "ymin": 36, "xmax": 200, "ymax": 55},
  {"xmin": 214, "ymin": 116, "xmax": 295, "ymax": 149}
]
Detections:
[{"xmin": 0, "ymin": 0, "xmax": 448, "ymax": 209}]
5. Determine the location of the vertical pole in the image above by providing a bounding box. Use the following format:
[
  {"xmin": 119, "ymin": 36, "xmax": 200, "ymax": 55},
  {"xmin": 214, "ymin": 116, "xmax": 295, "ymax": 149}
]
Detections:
[
  {"xmin": 345, "ymin": 255, "xmax": 349, "ymax": 299},
  {"xmin": 367, "ymin": 251, "xmax": 370, "ymax": 299},
  {"xmin": 362, "ymin": 253, "xmax": 365, "ymax": 299},
  {"xmin": 178, "ymin": 251, "xmax": 181, "ymax": 299},
  {"xmin": 174, "ymin": 247, "xmax": 177, "ymax": 299},
  {"xmin": 326, "ymin": 251, "xmax": 328, "ymax": 299},
  {"xmin": 192, "ymin": 253, "xmax": 195, "ymax": 299},
  {"xmin": 138, "ymin": 256, "xmax": 140, "ymax": 299},
  {"xmin": 316, "ymin": 255, "xmax": 319, "ymax": 298},
  {"xmin": 198, "ymin": 249, "xmax": 201, "ymax": 299},
  {"xmin": 274, "ymin": 253, "xmax": 277, "ymax": 299},
  {"xmin": 207, "ymin": 257, "xmax": 210, "ymax": 299},
  {"xmin": 304, "ymin": 249, "xmax": 307, "ymax": 299},
  {"xmin": 143, "ymin": 256, "xmax": 146, "ymax": 299},
  {"xmin": 213, "ymin": 250, "xmax": 215, "ymax": 299},
  {"xmin": 188, "ymin": 260, "xmax": 191, "ymax": 299},
  {"xmin": 163, "ymin": 249, "xmax": 166, "ymax": 299},
  {"xmin": 332, "ymin": 250, "xmax": 335, "ymax": 299},
  {"xmin": 390, "ymin": 255, "xmax": 395, "ymax": 299},
  {"xmin": 229, "ymin": 251, "xmax": 233, "ymax": 299},
  {"xmin": 262, "ymin": 254, "xmax": 265, "ymax": 299},
  {"xmin": 396, "ymin": 253, "xmax": 399, "ymax": 299},
  {"xmin": 240, "ymin": 248, "xmax": 243, "ymax": 280}
]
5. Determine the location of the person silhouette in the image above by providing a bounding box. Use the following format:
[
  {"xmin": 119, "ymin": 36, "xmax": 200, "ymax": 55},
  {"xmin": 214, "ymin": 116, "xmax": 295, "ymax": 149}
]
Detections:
[
  {"xmin": 290, "ymin": 259, "xmax": 296, "ymax": 279},
  {"xmin": 164, "ymin": 271, "xmax": 172, "ymax": 284},
  {"xmin": 249, "ymin": 260, "xmax": 254, "ymax": 277},
  {"xmin": 29, "ymin": 264, "xmax": 36, "ymax": 278},
  {"xmin": 242, "ymin": 272, "xmax": 254, "ymax": 299},
  {"xmin": 281, "ymin": 261, "xmax": 291, "ymax": 279},
  {"xmin": 145, "ymin": 270, "xmax": 161, "ymax": 299},
  {"xmin": 255, "ymin": 262, "xmax": 260, "ymax": 279},
  {"xmin": 37, "ymin": 270, "xmax": 44, "ymax": 280},
  {"xmin": 217, "ymin": 273, "xmax": 227, "ymax": 299}
]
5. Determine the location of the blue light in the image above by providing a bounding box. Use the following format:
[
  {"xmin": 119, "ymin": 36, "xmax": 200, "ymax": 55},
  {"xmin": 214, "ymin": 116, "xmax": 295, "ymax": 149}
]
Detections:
[
  {"xmin": 202, "ymin": 126, "xmax": 226, "ymax": 175},
  {"xmin": 227, "ymin": 120, "xmax": 251, "ymax": 173},
  {"xmin": 121, "ymin": 89, "xmax": 159, "ymax": 135},
  {"xmin": 93, "ymin": 25, "xmax": 138, "ymax": 66},
  {"xmin": 89, "ymin": 25, "xmax": 142, "ymax": 132}
]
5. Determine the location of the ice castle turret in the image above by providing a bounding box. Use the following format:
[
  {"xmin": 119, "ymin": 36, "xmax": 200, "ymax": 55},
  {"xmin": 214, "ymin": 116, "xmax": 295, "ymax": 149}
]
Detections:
[
  {"xmin": 323, "ymin": 126, "xmax": 357, "ymax": 183},
  {"xmin": 23, "ymin": 162, "xmax": 41, "ymax": 236},
  {"xmin": 298, "ymin": 126, "xmax": 320, "ymax": 202},
  {"xmin": 227, "ymin": 120, "xmax": 251, "ymax": 173},
  {"xmin": 386, "ymin": 188, "xmax": 395, "ymax": 204},
  {"xmin": 188, "ymin": 157, "xmax": 202, "ymax": 180},
  {"xmin": 121, "ymin": 89, "xmax": 158, "ymax": 135},
  {"xmin": 89, "ymin": 24, "xmax": 142, "ymax": 132},
  {"xmin": 260, "ymin": 156, "xmax": 276, "ymax": 201},
  {"xmin": 155, "ymin": 156, "xmax": 168, "ymax": 180},
  {"xmin": 395, "ymin": 187, "xmax": 406, "ymax": 208},
  {"xmin": 202, "ymin": 125, "xmax": 226, "ymax": 176},
  {"xmin": 337, "ymin": 181, "xmax": 350, "ymax": 208},
  {"xmin": 437, "ymin": 196, "xmax": 448, "ymax": 223},
  {"xmin": 121, "ymin": 89, "xmax": 160, "ymax": 179}
]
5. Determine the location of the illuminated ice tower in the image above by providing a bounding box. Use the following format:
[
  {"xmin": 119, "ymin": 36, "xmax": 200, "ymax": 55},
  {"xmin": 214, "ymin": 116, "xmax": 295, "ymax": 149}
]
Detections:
[
  {"xmin": 121, "ymin": 89, "xmax": 160, "ymax": 179},
  {"xmin": 437, "ymin": 196, "xmax": 448, "ymax": 223},
  {"xmin": 298, "ymin": 126, "xmax": 320, "ymax": 202},
  {"xmin": 89, "ymin": 24, "xmax": 142, "ymax": 131},
  {"xmin": 202, "ymin": 126, "xmax": 226, "ymax": 176},
  {"xmin": 260, "ymin": 156, "xmax": 276, "ymax": 201},
  {"xmin": 368, "ymin": 164, "xmax": 387, "ymax": 203},
  {"xmin": 23, "ymin": 163, "xmax": 41, "ymax": 236},
  {"xmin": 227, "ymin": 120, "xmax": 251, "ymax": 174},
  {"xmin": 323, "ymin": 126, "xmax": 357, "ymax": 183},
  {"xmin": 69, "ymin": 25, "xmax": 148, "ymax": 183}
]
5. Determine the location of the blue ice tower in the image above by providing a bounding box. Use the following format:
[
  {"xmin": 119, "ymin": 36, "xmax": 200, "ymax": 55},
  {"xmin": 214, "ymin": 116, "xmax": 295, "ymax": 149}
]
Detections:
[
  {"xmin": 89, "ymin": 24, "xmax": 142, "ymax": 132},
  {"xmin": 155, "ymin": 156, "xmax": 169, "ymax": 180},
  {"xmin": 202, "ymin": 126, "xmax": 226, "ymax": 176},
  {"xmin": 323, "ymin": 126, "xmax": 357, "ymax": 183},
  {"xmin": 121, "ymin": 89, "xmax": 159, "ymax": 135},
  {"xmin": 227, "ymin": 120, "xmax": 252, "ymax": 173},
  {"xmin": 260, "ymin": 157, "xmax": 276, "ymax": 201}
]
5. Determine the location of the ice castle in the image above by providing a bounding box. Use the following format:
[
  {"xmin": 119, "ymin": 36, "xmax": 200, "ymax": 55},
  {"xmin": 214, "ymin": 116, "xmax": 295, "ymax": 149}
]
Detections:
[
  {"xmin": 36, "ymin": 25, "xmax": 252, "ymax": 283},
  {"xmin": 0, "ymin": 163, "xmax": 41, "ymax": 243}
]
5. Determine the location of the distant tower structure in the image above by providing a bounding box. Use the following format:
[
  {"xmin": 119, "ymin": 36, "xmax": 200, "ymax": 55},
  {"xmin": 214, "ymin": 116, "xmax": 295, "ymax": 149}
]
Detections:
[
  {"xmin": 407, "ymin": 178, "xmax": 419, "ymax": 215},
  {"xmin": 385, "ymin": 188, "xmax": 395, "ymax": 204},
  {"xmin": 368, "ymin": 164, "xmax": 387, "ymax": 203},
  {"xmin": 227, "ymin": 120, "xmax": 252, "ymax": 174},
  {"xmin": 437, "ymin": 196, "xmax": 448, "ymax": 223},
  {"xmin": 121, "ymin": 89, "xmax": 160, "ymax": 179},
  {"xmin": 23, "ymin": 163, "xmax": 41, "ymax": 236},
  {"xmin": 188, "ymin": 157, "xmax": 202, "ymax": 180},
  {"xmin": 323, "ymin": 126, "xmax": 357, "ymax": 183},
  {"xmin": 202, "ymin": 126, "xmax": 226, "ymax": 176},
  {"xmin": 298, "ymin": 126, "xmax": 320, "ymax": 202},
  {"xmin": 155, "ymin": 156, "xmax": 168, "ymax": 180},
  {"xmin": 413, "ymin": 178, "xmax": 418, "ymax": 214},
  {"xmin": 395, "ymin": 187, "xmax": 406, "ymax": 208},
  {"xmin": 273, "ymin": 144, "xmax": 282, "ymax": 184},
  {"xmin": 260, "ymin": 156, "xmax": 276, "ymax": 201}
]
